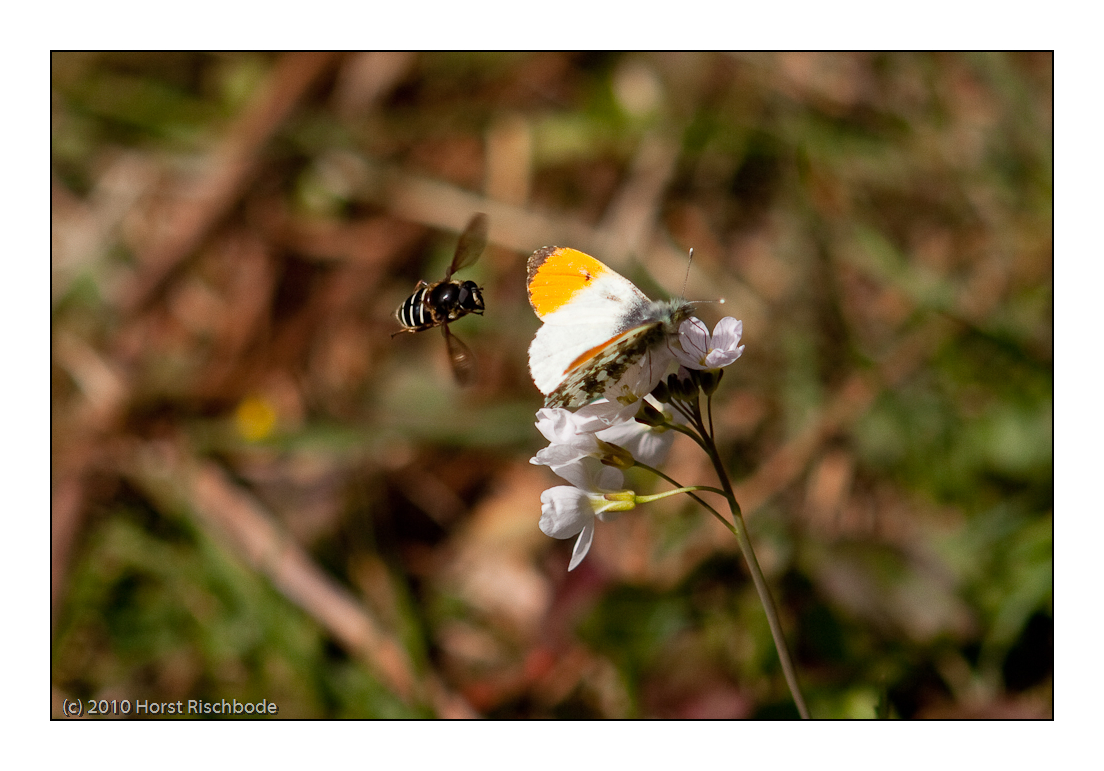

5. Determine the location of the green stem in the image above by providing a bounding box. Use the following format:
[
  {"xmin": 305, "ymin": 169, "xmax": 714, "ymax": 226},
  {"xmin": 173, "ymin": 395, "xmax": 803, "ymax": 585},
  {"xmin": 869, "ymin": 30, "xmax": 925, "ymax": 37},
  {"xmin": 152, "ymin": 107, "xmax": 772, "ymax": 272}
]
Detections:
[
  {"xmin": 698, "ymin": 430, "xmax": 811, "ymax": 720},
  {"xmin": 667, "ymin": 422, "xmax": 712, "ymax": 453},
  {"xmin": 632, "ymin": 461, "xmax": 735, "ymax": 534},
  {"xmin": 634, "ymin": 486, "xmax": 720, "ymax": 504},
  {"xmin": 664, "ymin": 395, "xmax": 696, "ymax": 423},
  {"xmin": 641, "ymin": 394, "xmax": 810, "ymax": 717},
  {"xmin": 729, "ymin": 498, "xmax": 811, "ymax": 719}
]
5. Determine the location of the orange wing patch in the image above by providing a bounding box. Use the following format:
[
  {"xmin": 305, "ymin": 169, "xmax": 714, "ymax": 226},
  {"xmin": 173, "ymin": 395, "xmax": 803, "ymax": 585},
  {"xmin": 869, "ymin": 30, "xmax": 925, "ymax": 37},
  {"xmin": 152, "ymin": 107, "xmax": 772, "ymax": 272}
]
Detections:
[{"xmin": 526, "ymin": 246, "xmax": 610, "ymax": 317}]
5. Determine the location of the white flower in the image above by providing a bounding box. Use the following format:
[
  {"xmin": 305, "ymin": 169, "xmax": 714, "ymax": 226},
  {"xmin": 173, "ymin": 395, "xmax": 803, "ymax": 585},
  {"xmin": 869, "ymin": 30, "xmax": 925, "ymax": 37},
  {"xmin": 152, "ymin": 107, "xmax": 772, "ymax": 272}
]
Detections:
[
  {"xmin": 594, "ymin": 396, "xmax": 677, "ymax": 467},
  {"xmin": 673, "ymin": 317, "xmax": 745, "ymax": 370},
  {"xmin": 572, "ymin": 398, "xmax": 640, "ymax": 427},
  {"xmin": 531, "ymin": 400, "xmax": 640, "ymax": 472},
  {"xmin": 531, "ymin": 440, "xmax": 596, "ymax": 473},
  {"xmin": 531, "ymin": 409, "xmax": 604, "ymax": 470},
  {"xmin": 532, "ymin": 397, "xmax": 682, "ymax": 571},
  {"xmin": 539, "ymin": 458, "xmax": 635, "ymax": 571},
  {"xmin": 534, "ymin": 400, "xmax": 636, "ymax": 445}
]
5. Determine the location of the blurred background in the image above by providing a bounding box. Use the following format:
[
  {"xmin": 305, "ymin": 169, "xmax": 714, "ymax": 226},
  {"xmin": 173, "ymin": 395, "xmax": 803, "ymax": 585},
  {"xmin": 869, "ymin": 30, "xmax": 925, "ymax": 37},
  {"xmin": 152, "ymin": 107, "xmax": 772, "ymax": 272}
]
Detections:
[{"xmin": 51, "ymin": 52, "xmax": 1052, "ymax": 719}]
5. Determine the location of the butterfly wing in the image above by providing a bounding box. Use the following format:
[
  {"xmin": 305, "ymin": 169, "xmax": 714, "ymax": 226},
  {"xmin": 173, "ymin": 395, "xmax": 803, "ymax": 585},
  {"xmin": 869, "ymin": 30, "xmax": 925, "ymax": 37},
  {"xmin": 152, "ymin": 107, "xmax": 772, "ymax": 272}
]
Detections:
[
  {"xmin": 526, "ymin": 247, "xmax": 651, "ymax": 396},
  {"xmin": 544, "ymin": 322, "xmax": 675, "ymax": 408}
]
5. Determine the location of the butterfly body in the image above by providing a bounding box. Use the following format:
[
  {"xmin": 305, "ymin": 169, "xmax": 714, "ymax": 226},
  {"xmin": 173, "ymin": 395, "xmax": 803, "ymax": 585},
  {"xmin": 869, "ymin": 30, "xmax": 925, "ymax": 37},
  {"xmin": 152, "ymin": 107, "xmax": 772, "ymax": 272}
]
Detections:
[{"xmin": 526, "ymin": 246, "xmax": 694, "ymax": 408}]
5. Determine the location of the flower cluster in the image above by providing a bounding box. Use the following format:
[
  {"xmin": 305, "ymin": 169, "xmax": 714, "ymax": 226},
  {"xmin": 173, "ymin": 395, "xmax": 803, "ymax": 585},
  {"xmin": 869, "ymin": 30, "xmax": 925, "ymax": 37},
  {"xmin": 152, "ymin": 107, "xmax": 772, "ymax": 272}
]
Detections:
[
  {"xmin": 531, "ymin": 317, "xmax": 745, "ymax": 570},
  {"xmin": 527, "ymin": 312, "xmax": 811, "ymax": 717}
]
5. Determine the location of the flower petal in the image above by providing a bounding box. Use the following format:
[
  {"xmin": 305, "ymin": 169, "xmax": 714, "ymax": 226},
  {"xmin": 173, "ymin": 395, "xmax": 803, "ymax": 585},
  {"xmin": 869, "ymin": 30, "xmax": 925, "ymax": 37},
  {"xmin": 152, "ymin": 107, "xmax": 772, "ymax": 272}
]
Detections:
[
  {"xmin": 597, "ymin": 413, "xmax": 675, "ymax": 468},
  {"xmin": 711, "ymin": 317, "xmax": 742, "ymax": 349},
  {"xmin": 594, "ymin": 464, "xmax": 626, "ymax": 491},
  {"xmin": 568, "ymin": 520, "xmax": 595, "ymax": 571},
  {"xmin": 672, "ymin": 315, "xmax": 746, "ymax": 369},
  {"xmin": 548, "ymin": 457, "xmax": 623, "ymax": 491},
  {"xmin": 574, "ymin": 398, "xmax": 638, "ymax": 429},
  {"xmin": 681, "ymin": 317, "xmax": 709, "ymax": 351},
  {"xmin": 534, "ymin": 408, "xmax": 580, "ymax": 444},
  {"xmin": 673, "ymin": 317, "xmax": 710, "ymax": 368},
  {"xmin": 530, "ymin": 442, "xmax": 591, "ymax": 470},
  {"xmin": 539, "ymin": 486, "xmax": 591, "ymax": 539},
  {"xmin": 547, "ymin": 457, "xmax": 593, "ymax": 489}
]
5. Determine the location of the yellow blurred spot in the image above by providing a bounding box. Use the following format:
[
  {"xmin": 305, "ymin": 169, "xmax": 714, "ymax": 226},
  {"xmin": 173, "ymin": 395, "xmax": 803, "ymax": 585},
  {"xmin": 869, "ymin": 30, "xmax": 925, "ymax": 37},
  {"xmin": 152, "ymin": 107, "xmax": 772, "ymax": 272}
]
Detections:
[{"xmin": 234, "ymin": 395, "xmax": 278, "ymax": 441}]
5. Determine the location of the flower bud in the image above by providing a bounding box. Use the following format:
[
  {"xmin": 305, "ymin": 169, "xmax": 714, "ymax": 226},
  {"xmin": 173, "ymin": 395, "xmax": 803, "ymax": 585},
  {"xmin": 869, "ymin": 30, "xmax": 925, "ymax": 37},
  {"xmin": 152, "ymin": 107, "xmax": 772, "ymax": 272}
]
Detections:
[
  {"xmin": 597, "ymin": 439, "xmax": 636, "ymax": 469},
  {"xmin": 650, "ymin": 378, "xmax": 671, "ymax": 404},
  {"xmin": 696, "ymin": 368, "xmax": 723, "ymax": 395},
  {"xmin": 634, "ymin": 398, "xmax": 667, "ymax": 427},
  {"xmin": 670, "ymin": 370, "xmax": 698, "ymax": 402}
]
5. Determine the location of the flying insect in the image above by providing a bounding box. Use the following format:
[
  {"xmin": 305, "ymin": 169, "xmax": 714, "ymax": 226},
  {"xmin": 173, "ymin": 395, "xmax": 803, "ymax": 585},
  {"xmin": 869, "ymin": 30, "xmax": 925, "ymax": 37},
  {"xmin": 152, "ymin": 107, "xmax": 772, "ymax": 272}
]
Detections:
[{"xmin": 393, "ymin": 213, "xmax": 488, "ymax": 385}]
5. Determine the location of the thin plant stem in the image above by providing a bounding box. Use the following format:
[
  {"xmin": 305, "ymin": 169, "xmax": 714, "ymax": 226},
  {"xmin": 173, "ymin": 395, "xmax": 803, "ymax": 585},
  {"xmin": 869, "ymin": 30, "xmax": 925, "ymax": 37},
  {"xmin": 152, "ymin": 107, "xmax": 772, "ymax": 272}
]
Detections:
[
  {"xmin": 667, "ymin": 422, "xmax": 712, "ymax": 453},
  {"xmin": 666, "ymin": 400, "xmax": 701, "ymax": 431},
  {"xmin": 634, "ymin": 486, "xmax": 720, "ymax": 504},
  {"xmin": 697, "ymin": 425, "xmax": 811, "ymax": 719},
  {"xmin": 641, "ymin": 388, "xmax": 810, "ymax": 717},
  {"xmin": 633, "ymin": 460, "xmax": 735, "ymax": 535}
]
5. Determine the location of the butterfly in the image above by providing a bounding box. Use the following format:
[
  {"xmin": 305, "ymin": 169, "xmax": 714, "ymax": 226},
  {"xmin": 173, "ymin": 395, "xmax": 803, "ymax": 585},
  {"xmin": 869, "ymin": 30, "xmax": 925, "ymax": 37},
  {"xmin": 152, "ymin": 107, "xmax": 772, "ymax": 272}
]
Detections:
[
  {"xmin": 526, "ymin": 246, "xmax": 694, "ymax": 408},
  {"xmin": 393, "ymin": 213, "xmax": 487, "ymax": 385}
]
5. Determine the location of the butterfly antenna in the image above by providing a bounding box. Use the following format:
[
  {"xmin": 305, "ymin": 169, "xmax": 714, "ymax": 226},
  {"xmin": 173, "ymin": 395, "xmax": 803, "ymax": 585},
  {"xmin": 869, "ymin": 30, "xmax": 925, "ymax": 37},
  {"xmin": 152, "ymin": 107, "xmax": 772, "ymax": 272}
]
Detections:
[
  {"xmin": 682, "ymin": 247, "xmax": 726, "ymax": 306},
  {"xmin": 681, "ymin": 248, "xmax": 694, "ymax": 297}
]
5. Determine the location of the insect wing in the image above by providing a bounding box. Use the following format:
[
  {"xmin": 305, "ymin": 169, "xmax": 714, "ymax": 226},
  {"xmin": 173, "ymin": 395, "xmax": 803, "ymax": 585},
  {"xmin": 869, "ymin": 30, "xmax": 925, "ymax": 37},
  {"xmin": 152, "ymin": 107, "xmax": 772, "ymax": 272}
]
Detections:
[
  {"xmin": 447, "ymin": 213, "xmax": 488, "ymax": 280},
  {"xmin": 442, "ymin": 324, "xmax": 477, "ymax": 386}
]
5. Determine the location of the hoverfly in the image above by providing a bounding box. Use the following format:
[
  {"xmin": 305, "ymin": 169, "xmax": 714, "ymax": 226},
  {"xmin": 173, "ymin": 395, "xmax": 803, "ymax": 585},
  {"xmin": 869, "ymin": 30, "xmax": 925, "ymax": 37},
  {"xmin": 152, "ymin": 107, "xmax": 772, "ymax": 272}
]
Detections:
[{"xmin": 393, "ymin": 213, "xmax": 488, "ymax": 385}]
